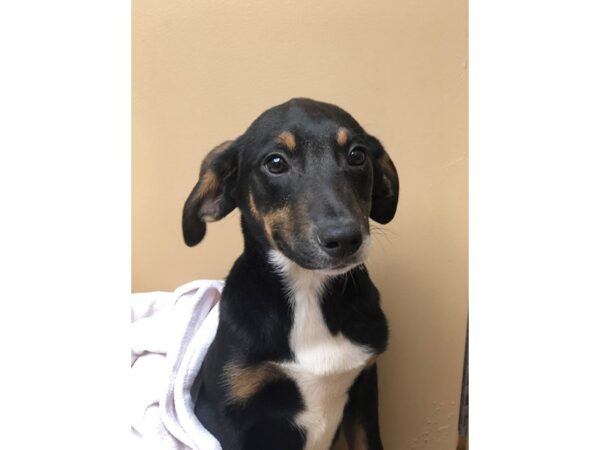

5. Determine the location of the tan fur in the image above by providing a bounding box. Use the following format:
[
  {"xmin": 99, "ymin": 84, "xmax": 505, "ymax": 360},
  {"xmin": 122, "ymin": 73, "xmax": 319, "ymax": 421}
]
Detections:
[
  {"xmin": 336, "ymin": 127, "xmax": 349, "ymax": 146},
  {"xmin": 248, "ymin": 191, "xmax": 260, "ymax": 220},
  {"xmin": 195, "ymin": 169, "xmax": 219, "ymax": 199},
  {"xmin": 223, "ymin": 363, "xmax": 284, "ymax": 403},
  {"xmin": 263, "ymin": 206, "xmax": 292, "ymax": 242},
  {"xmin": 191, "ymin": 141, "xmax": 234, "ymax": 216},
  {"xmin": 195, "ymin": 140, "xmax": 234, "ymax": 199},
  {"xmin": 278, "ymin": 131, "xmax": 296, "ymax": 151}
]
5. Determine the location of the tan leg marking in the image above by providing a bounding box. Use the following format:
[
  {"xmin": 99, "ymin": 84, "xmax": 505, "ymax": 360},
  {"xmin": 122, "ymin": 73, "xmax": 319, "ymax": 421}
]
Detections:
[{"xmin": 222, "ymin": 362, "xmax": 284, "ymax": 404}]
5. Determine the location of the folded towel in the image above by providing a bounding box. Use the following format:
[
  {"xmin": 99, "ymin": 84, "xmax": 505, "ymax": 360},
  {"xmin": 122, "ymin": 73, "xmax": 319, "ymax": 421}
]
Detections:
[{"xmin": 131, "ymin": 280, "xmax": 224, "ymax": 450}]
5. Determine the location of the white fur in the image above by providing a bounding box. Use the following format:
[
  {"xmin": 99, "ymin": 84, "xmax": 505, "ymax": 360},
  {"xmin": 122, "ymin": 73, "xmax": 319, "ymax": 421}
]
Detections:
[{"xmin": 269, "ymin": 250, "xmax": 374, "ymax": 450}]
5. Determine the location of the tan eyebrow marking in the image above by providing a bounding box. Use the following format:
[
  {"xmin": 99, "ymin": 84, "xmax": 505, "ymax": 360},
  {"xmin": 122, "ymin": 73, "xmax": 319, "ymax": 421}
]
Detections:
[
  {"xmin": 336, "ymin": 127, "xmax": 349, "ymax": 146},
  {"xmin": 277, "ymin": 131, "xmax": 296, "ymax": 151}
]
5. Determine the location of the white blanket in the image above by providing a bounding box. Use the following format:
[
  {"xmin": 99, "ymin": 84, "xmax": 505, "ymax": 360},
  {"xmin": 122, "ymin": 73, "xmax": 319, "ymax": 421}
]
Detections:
[{"xmin": 131, "ymin": 280, "xmax": 224, "ymax": 450}]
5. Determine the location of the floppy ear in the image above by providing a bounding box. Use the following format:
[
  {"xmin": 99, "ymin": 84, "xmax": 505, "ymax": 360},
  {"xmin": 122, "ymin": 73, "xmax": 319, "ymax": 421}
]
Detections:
[
  {"xmin": 182, "ymin": 140, "xmax": 238, "ymax": 246},
  {"xmin": 370, "ymin": 144, "xmax": 399, "ymax": 224}
]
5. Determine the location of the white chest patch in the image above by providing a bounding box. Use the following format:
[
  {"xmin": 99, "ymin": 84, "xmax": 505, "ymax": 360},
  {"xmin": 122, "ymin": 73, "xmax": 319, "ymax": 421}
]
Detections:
[{"xmin": 269, "ymin": 251, "xmax": 374, "ymax": 450}]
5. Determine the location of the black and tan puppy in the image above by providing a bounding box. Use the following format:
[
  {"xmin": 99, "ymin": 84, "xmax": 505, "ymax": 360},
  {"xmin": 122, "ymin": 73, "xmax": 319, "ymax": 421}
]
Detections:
[{"xmin": 183, "ymin": 98, "xmax": 399, "ymax": 450}]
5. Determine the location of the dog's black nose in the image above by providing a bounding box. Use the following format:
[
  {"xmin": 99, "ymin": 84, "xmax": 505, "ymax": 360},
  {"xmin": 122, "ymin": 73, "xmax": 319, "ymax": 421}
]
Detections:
[{"xmin": 317, "ymin": 221, "xmax": 363, "ymax": 258}]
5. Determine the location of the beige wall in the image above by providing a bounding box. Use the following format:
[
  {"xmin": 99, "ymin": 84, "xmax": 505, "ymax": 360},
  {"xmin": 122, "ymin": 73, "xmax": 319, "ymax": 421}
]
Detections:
[{"xmin": 133, "ymin": 1, "xmax": 467, "ymax": 449}]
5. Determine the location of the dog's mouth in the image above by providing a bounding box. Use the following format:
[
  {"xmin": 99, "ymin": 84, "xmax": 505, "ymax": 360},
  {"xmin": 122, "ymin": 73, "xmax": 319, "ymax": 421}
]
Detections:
[
  {"xmin": 318, "ymin": 259, "xmax": 367, "ymax": 277},
  {"xmin": 271, "ymin": 233, "xmax": 370, "ymax": 273}
]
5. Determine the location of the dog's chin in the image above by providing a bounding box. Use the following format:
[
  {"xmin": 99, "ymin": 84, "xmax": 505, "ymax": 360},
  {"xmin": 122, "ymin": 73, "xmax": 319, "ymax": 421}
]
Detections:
[
  {"xmin": 315, "ymin": 259, "xmax": 366, "ymax": 277},
  {"xmin": 271, "ymin": 239, "xmax": 370, "ymax": 276},
  {"xmin": 298, "ymin": 256, "xmax": 363, "ymax": 273}
]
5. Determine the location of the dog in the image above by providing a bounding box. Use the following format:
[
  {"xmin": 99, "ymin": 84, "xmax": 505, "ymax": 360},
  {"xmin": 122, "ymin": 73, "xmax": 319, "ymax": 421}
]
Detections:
[{"xmin": 182, "ymin": 98, "xmax": 399, "ymax": 450}]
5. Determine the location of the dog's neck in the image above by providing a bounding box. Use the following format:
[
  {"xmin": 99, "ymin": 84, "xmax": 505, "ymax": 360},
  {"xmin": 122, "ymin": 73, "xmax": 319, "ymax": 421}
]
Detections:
[{"xmin": 217, "ymin": 216, "xmax": 387, "ymax": 367}]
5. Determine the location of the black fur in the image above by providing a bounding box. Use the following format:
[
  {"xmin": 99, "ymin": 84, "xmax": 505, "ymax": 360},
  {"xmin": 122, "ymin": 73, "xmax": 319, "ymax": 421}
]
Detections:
[{"xmin": 183, "ymin": 98, "xmax": 399, "ymax": 450}]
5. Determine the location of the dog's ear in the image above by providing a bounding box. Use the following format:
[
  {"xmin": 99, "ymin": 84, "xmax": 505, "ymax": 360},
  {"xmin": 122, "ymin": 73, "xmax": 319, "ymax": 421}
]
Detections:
[
  {"xmin": 370, "ymin": 141, "xmax": 399, "ymax": 224},
  {"xmin": 182, "ymin": 140, "xmax": 239, "ymax": 246}
]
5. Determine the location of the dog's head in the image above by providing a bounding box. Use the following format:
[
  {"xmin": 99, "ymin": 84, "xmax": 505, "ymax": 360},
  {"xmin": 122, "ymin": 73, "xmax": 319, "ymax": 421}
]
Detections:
[{"xmin": 183, "ymin": 98, "xmax": 399, "ymax": 272}]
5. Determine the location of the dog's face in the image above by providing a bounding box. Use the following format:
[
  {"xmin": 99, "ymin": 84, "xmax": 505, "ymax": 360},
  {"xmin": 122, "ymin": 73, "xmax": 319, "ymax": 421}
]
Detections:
[{"xmin": 183, "ymin": 98, "xmax": 399, "ymax": 271}]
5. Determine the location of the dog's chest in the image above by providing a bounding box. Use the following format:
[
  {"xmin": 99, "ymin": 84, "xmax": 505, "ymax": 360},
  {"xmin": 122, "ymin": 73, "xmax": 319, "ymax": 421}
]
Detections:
[{"xmin": 276, "ymin": 270, "xmax": 373, "ymax": 450}]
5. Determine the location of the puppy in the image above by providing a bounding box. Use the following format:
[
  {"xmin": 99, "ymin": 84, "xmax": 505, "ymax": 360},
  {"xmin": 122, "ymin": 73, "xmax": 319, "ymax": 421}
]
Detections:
[{"xmin": 183, "ymin": 98, "xmax": 399, "ymax": 450}]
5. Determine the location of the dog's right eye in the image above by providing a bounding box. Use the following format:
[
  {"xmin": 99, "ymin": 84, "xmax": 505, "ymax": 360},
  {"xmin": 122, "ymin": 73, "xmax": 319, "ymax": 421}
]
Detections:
[{"xmin": 264, "ymin": 154, "xmax": 289, "ymax": 174}]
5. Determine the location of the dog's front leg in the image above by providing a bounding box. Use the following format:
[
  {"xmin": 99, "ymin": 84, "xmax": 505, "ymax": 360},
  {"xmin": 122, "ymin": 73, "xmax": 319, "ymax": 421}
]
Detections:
[{"xmin": 341, "ymin": 363, "xmax": 384, "ymax": 450}]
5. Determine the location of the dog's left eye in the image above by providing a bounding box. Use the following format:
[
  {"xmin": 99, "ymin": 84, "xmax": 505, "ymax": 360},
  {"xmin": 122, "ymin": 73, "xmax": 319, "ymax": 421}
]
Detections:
[
  {"xmin": 347, "ymin": 147, "xmax": 367, "ymax": 166},
  {"xmin": 264, "ymin": 154, "xmax": 289, "ymax": 174}
]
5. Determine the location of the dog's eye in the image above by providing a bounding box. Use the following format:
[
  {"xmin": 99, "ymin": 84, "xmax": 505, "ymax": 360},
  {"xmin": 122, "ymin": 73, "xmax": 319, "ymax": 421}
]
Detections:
[
  {"xmin": 264, "ymin": 154, "xmax": 289, "ymax": 174},
  {"xmin": 347, "ymin": 147, "xmax": 367, "ymax": 166}
]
